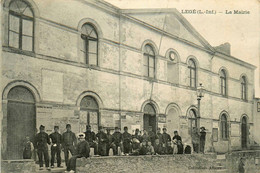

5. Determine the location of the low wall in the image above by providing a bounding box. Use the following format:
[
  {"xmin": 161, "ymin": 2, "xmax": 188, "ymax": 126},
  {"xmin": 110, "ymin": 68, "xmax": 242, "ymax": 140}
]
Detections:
[
  {"xmin": 1, "ymin": 159, "xmax": 36, "ymax": 173},
  {"xmin": 76, "ymin": 154, "xmax": 218, "ymax": 173},
  {"xmin": 226, "ymin": 150, "xmax": 260, "ymax": 173}
]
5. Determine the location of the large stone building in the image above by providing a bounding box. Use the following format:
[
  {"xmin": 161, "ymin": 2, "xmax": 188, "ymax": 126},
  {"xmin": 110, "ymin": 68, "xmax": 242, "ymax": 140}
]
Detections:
[{"xmin": 1, "ymin": 0, "xmax": 257, "ymax": 160}]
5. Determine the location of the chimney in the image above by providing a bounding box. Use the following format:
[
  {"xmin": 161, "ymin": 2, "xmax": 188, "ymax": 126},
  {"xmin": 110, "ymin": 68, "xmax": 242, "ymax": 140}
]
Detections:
[{"xmin": 214, "ymin": 42, "xmax": 231, "ymax": 55}]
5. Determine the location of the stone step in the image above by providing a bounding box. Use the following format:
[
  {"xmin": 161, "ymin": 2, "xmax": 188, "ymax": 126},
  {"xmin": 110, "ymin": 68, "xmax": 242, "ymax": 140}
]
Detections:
[{"xmin": 36, "ymin": 167, "xmax": 66, "ymax": 173}]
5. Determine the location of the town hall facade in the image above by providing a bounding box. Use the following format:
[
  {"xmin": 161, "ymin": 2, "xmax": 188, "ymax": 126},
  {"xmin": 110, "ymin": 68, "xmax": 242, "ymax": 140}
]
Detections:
[{"xmin": 1, "ymin": 0, "xmax": 257, "ymax": 160}]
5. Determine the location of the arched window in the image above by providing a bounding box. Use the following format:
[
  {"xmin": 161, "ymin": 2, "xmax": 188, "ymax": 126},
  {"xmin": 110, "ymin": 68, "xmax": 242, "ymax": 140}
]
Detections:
[
  {"xmin": 241, "ymin": 76, "xmax": 247, "ymax": 100},
  {"xmin": 188, "ymin": 59, "xmax": 196, "ymax": 88},
  {"xmin": 143, "ymin": 103, "xmax": 156, "ymax": 132},
  {"xmin": 220, "ymin": 114, "xmax": 228, "ymax": 139},
  {"xmin": 8, "ymin": 0, "xmax": 34, "ymax": 51},
  {"xmin": 220, "ymin": 70, "xmax": 227, "ymax": 96},
  {"xmin": 81, "ymin": 23, "xmax": 98, "ymax": 65},
  {"xmin": 143, "ymin": 44, "xmax": 155, "ymax": 78}
]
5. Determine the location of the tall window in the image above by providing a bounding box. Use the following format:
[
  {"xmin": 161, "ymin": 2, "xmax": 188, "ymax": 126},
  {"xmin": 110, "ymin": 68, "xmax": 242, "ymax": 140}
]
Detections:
[
  {"xmin": 8, "ymin": 0, "xmax": 34, "ymax": 51},
  {"xmin": 241, "ymin": 76, "xmax": 247, "ymax": 100},
  {"xmin": 220, "ymin": 114, "xmax": 228, "ymax": 139},
  {"xmin": 81, "ymin": 23, "xmax": 98, "ymax": 65},
  {"xmin": 143, "ymin": 44, "xmax": 155, "ymax": 78},
  {"xmin": 188, "ymin": 59, "xmax": 196, "ymax": 88},
  {"xmin": 220, "ymin": 70, "xmax": 227, "ymax": 96}
]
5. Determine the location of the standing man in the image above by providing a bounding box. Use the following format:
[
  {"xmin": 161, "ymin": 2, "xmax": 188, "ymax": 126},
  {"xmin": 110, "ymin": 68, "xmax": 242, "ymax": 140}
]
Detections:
[
  {"xmin": 192, "ymin": 127, "xmax": 200, "ymax": 153},
  {"xmin": 62, "ymin": 124, "xmax": 77, "ymax": 166},
  {"xmin": 35, "ymin": 125, "xmax": 51, "ymax": 170},
  {"xmin": 112, "ymin": 127, "xmax": 122, "ymax": 155},
  {"xmin": 162, "ymin": 128, "xmax": 171, "ymax": 154},
  {"xmin": 49, "ymin": 126, "xmax": 62, "ymax": 168},
  {"xmin": 148, "ymin": 126, "xmax": 156, "ymax": 146},
  {"xmin": 155, "ymin": 128, "xmax": 163, "ymax": 145},
  {"xmin": 200, "ymin": 127, "xmax": 206, "ymax": 153},
  {"xmin": 84, "ymin": 125, "xmax": 98, "ymax": 155},
  {"xmin": 106, "ymin": 129, "xmax": 116, "ymax": 156},
  {"xmin": 65, "ymin": 133, "xmax": 90, "ymax": 173},
  {"xmin": 96, "ymin": 126, "xmax": 108, "ymax": 156},
  {"xmin": 172, "ymin": 131, "xmax": 183, "ymax": 154},
  {"xmin": 122, "ymin": 126, "xmax": 132, "ymax": 155}
]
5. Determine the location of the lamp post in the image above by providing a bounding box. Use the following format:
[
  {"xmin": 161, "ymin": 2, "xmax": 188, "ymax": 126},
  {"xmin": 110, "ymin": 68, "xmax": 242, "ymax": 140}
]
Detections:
[
  {"xmin": 196, "ymin": 83, "xmax": 205, "ymax": 130},
  {"xmin": 196, "ymin": 83, "xmax": 205, "ymax": 153}
]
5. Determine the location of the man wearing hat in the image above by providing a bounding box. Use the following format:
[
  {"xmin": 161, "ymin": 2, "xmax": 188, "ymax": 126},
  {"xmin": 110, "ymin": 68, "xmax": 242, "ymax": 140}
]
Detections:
[
  {"xmin": 35, "ymin": 125, "xmax": 51, "ymax": 170},
  {"xmin": 49, "ymin": 126, "xmax": 62, "ymax": 168},
  {"xmin": 96, "ymin": 126, "xmax": 108, "ymax": 156},
  {"xmin": 66, "ymin": 133, "xmax": 90, "ymax": 173},
  {"xmin": 200, "ymin": 127, "xmax": 206, "ymax": 153},
  {"xmin": 161, "ymin": 128, "xmax": 171, "ymax": 154},
  {"xmin": 62, "ymin": 124, "xmax": 77, "ymax": 166},
  {"xmin": 122, "ymin": 126, "xmax": 132, "ymax": 155},
  {"xmin": 112, "ymin": 127, "xmax": 122, "ymax": 155},
  {"xmin": 84, "ymin": 125, "xmax": 98, "ymax": 155}
]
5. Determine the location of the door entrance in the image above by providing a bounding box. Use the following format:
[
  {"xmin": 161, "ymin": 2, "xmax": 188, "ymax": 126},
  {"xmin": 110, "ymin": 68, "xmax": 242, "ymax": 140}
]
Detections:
[
  {"xmin": 241, "ymin": 116, "xmax": 247, "ymax": 149},
  {"xmin": 7, "ymin": 86, "xmax": 36, "ymax": 159},
  {"xmin": 143, "ymin": 103, "xmax": 156, "ymax": 132},
  {"xmin": 80, "ymin": 96, "xmax": 99, "ymax": 133}
]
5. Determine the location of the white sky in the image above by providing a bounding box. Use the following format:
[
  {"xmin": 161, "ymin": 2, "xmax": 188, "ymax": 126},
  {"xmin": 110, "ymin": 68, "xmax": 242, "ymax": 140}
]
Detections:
[{"xmin": 105, "ymin": 0, "xmax": 260, "ymax": 97}]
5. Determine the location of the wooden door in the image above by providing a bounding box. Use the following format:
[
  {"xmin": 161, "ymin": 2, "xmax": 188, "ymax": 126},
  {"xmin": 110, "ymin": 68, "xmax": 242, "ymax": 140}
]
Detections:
[{"xmin": 7, "ymin": 86, "xmax": 36, "ymax": 159}]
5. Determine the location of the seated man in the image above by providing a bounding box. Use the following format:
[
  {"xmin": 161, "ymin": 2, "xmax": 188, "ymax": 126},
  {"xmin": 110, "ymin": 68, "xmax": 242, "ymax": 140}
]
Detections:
[
  {"xmin": 139, "ymin": 140, "xmax": 148, "ymax": 155},
  {"xmin": 146, "ymin": 141, "xmax": 155, "ymax": 155},
  {"xmin": 154, "ymin": 139, "xmax": 163, "ymax": 155},
  {"xmin": 131, "ymin": 138, "xmax": 141, "ymax": 156},
  {"xmin": 65, "ymin": 133, "xmax": 90, "ymax": 173}
]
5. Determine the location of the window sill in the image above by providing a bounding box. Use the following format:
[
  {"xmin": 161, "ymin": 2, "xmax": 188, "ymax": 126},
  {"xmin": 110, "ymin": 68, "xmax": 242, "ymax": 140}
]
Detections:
[
  {"xmin": 79, "ymin": 63, "xmax": 100, "ymax": 70},
  {"xmin": 143, "ymin": 76, "xmax": 157, "ymax": 82},
  {"xmin": 2, "ymin": 46, "xmax": 35, "ymax": 57},
  {"xmin": 220, "ymin": 138, "xmax": 229, "ymax": 141}
]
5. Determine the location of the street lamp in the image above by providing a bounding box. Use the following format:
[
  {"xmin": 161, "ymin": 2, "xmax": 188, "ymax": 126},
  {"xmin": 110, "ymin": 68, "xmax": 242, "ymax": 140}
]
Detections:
[
  {"xmin": 196, "ymin": 83, "xmax": 205, "ymax": 130},
  {"xmin": 196, "ymin": 83, "xmax": 205, "ymax": 153}
]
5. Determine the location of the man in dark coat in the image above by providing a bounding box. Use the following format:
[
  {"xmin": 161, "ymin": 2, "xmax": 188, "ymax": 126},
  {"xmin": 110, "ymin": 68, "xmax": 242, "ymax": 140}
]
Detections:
[
  {"xmin": 155, "ymin": 128, "xmax": 163, "ymax": 145},
  {"xmin": 162, "ymin": 128, "xmax": 171, "ymax": 154},
  {"xmin": 200, "ymin": 127, "xmax": 206, "ymax": 153},
  {"xmin": 112, "ymin": 127, "xmax": 122, "ymax": 155},
  {"xmin": 84, "ymin": 125, "xmax": 98, "ymax": 155},
  {"xmin": 49, "ymin": 126, "xmax": 62, "ymax": 168},
  {"xmin": 35, "ymin": 125, "xmax": 51, "ymax": 170},
  {"xmin": 96, "ymin": 126, "xmax": 108, "ymax": 156},
  {"xmin": 172, "ymin": 131, "xmax": 183, "ymax": 154},
  {"xmin": 62, "ymin": 124, "xmax": 77, "ymax": 166},
  {"xmin": 122, "ymin": 126, "xmax": 132, "ymax": 155},
  {"xmin": 148, "ymin": 126, "xmax": 156, "ymax": 146},
  {"xmin": 106, "ymin": 129, "xmax": 116, "ymax": 156},
  {"xmin": 66, "ymin": 133, "xmax": 90, "ymax": 173}
]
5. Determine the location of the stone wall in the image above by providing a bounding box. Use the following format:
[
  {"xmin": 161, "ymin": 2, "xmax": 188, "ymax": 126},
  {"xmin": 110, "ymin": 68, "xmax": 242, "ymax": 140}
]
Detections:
[
  {"xmin": 76, "ymin": 154, "xmax": 218, "ymax": 173},
  {"xmin": 226, "ymin": 150, "xmax": 260, "ymax": 173},
  {"xmin": 1, "ymin": 160, "xmax": 36, "ymax": 173}
]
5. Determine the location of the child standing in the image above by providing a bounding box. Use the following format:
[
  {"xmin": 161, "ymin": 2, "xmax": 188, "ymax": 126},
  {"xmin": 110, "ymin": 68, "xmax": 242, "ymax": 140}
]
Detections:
[{"xmin": 23, "ymin": 136, "xmax": 34, "ymax": 159}]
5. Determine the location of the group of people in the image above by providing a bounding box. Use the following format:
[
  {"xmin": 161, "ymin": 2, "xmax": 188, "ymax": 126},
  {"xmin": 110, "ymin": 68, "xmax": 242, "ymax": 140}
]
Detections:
[{"xmin": 23, "ymin": 124, "xmax": 206, "ymax": 172}]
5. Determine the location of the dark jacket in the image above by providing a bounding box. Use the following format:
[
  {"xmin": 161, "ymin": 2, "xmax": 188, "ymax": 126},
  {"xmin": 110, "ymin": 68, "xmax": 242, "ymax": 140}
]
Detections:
[
  {"xmin": 155, "ymin": 132, "xmax": 163, "ymax": 144},
  {"xmin": 49, "ymin": 132, "xmax": 62, "ymax": 145},
  {"xmin": 62, "ymin": 131, "xmax": 77, "ymax": 147},
  {"xmin": 96, "ymin": 131, "xmax": 108, "ymax": 145},
  {"xmin": 162, "ymin": 133, "xmax": 171, "ymax": 145},
  {"xmin": 35, "ymin": 132, "xmax": 51, "ymax": 149},
  {"xmin": 154, "ymin": 143, "xmax": 163, "ymax": 154},
  {"xmin": 112, "ymin": 132, "xmax": 122, "ymax": 145},
  {"xmin": 106, "ymin": 133, "xmax": 114, "ymax": 145},
  {"xmin": 84, "ymin": 131, "xmax": 97, "ymax": 143},
  {"xmin": 122, "ymin": 132, "xmax": 132, "ymax": 144},
  {"xmin": 75, "ymin": 140, "xmax": 90, "ymax": 158}
]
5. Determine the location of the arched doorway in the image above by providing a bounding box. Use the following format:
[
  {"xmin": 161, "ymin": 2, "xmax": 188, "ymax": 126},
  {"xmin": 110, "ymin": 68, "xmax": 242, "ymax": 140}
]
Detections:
[
  {"xmin": 7, "ymin": 86, "xmax": 36, "ymax": 159},
  {"xmin": 80, "ymin": 96, "xmax": 99, "ymax": 133},
  {"xmin": 143, "ymin": 103, "xmax": 156, "ymax": 132},
  {"xmin": 166, "ymin": 108, "xmax": 179, "ymax": 138},
  {"xmin": 241, "ymin": 116, "xmax": 248, "ymax": 149},
  {"xmin": 188, "ymin": 109, "xmax": 197, "ymax": 135}
]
